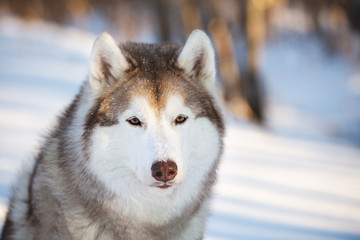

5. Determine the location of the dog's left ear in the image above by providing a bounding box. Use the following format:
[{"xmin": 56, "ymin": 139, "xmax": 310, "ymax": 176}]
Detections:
[
  {"xmin": 89, "ymin": 32, "xmax": 129, "ymax": 97},
  {"xmin": 177, "ymin": 30, "xmax": 216, "ymax": 92}
]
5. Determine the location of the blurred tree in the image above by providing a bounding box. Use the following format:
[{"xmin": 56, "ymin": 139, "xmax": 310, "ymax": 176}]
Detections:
[
  {"xmin": 210, "ymin": 18, "xmax": 250, "ymax": 120},
  {"xmin": 244, "ymin": 0, "xmax": 267, "ymax": 122},
  {"xmin": 209, "ymin": 0, "xmax": 264, "ymax": 121},
  {"xmin": 179, "ymin": 0, "xmax": 202, "ymax": 36},
  {"xmin": 154, "ymin": 0, "xmax": 171, "ymax": 41}
]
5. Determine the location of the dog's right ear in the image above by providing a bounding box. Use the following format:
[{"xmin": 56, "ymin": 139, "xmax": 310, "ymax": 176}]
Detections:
[{"xmin": 89, "ymin": 32, "xmax": 129, "ymax": 97}]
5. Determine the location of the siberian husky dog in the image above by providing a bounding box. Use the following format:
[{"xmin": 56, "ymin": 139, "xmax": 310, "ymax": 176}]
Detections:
[{"xmin": 1, "ymin": 29, "xmax": 224, "ymax": 240}]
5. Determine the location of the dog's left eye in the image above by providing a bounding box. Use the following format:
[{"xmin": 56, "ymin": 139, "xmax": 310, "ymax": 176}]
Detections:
[
  {"xmin": 175, "ymin": 114, "xmax": 188, "ymax": 125},
  {"xmin": 127, "ymin": 117, "xmax": 142, "ymax": 127}
]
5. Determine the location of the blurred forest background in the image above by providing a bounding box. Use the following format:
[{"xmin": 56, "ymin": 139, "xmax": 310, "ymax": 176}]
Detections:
[
  {"xmin": 0, "ymin": 0, "xmax": 360, "ymax": 142},
  {"xmin": 1, "ymin": 2, "xmax": 360, "ymax": 238}
]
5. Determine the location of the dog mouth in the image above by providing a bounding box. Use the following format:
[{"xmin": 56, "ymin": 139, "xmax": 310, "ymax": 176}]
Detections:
[
  {"xmin": 152, "ymin": 182, "xmax": 174, "ymax": 189},
  {"xmin": 158, "ymin": 184, "xmax": 171, "ymax": 189}
]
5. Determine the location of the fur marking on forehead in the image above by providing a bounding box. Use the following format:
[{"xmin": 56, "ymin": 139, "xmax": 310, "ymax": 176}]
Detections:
[
  {"xmin": 120, "ymin": 42, "xmax": 182, "ymax": 76},
  {"xmin": 128, "ymin": 77, "xmax": 178, "ymax": 115}
]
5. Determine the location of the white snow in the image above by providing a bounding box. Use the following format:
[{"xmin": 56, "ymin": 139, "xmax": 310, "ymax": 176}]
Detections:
[
  {"xmin": 0, "ymin": 15, "xmax": 359, "ymax": 239},
  {"xmin": 207, "ymin": 123, "xmax": 360, "ymax": 239}
]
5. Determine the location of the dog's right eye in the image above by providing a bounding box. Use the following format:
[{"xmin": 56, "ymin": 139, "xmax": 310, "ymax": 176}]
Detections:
[
  {"xmin": 175, "ymin": 114, "xmax": 188, "ymax": 125},
  {"xmin": 127, "ymin": 117, "xmax": 142, "ymax": 127}
]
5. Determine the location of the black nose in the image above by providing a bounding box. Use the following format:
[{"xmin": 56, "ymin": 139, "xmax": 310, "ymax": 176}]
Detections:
[{"xmin": 151, "ymin": 160, "xmax": 177, "ymax": 182}]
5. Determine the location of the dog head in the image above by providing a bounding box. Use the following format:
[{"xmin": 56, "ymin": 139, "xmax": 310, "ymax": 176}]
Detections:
[{"xmin": 83, "ymin": 30, "xmax": 224, "ymax": 195}]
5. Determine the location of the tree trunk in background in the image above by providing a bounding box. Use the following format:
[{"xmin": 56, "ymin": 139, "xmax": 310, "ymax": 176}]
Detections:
[
  {"xmin": 340, "ymin": 0, "xmax": 360, "ymax": 33},
  {"xmin": 155, "ymin": 0, "xmax": 171, "ymax": 42},
  {"xmin": 209, "ymin": 18, "xmax": 252, "ymax": 119},
  {"xmin": 178, "ymin": 0, "xmax": 202, "ymax": 36},
  {"xmin": 243, "ymin": 0, "xmax": 266, "ymax": 122}
]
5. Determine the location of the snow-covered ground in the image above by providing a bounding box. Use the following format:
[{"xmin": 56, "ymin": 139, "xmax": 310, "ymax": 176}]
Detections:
[{"xmin": 0, "ymin": 16, "xmax": 360, "ymax": 239}]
